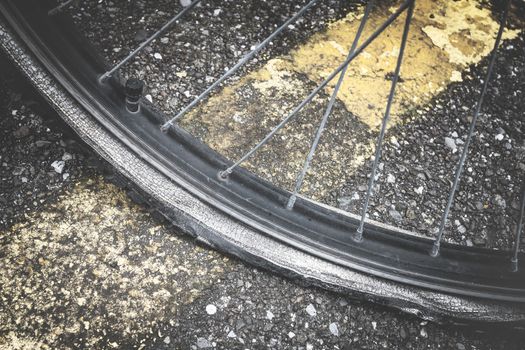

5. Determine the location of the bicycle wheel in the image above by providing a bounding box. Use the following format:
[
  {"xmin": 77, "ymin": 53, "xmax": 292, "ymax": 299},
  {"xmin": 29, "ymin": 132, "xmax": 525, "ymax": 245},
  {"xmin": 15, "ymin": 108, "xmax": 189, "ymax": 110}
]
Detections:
[{"xmin": 1, "ymin": 0, "xmax": 524, "ymax": 325}]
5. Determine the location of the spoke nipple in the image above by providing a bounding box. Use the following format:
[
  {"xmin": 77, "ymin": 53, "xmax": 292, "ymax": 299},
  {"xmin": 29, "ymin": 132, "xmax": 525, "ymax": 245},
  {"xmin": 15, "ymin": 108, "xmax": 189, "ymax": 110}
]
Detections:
[
  {"xmin": 352, "ymin": 229, "xmax": 363, "ymax": 243},
  {"xmin": 218, "ymin": 169, "xmax": 230, "ymax": 181},
  {"xmin": 511, "ymin": 257, "xmax": 519, "ymax": 273},
  {"xmin": 125, "ymin": 78, "xmax": 144, "ymax": 113},
  {"xmin": 99, "ymin": 72, "xmax": 110, "ymax": 84},
  {"xmin": 286, "ymin": 195, "xmax": 297, "ymax": 211},
  {"xmin": 160, "ymin": 123, "xmax": 170, "ymax": 133},
  {"xmin": 429, "ymin": 242, "xmax": 440, "ymax": 258}
]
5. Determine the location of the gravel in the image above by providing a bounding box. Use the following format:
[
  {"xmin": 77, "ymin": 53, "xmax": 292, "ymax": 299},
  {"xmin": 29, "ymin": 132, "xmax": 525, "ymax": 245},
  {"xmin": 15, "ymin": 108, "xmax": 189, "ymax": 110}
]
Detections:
[
  {"xmin": 326, "ymin": 30, "xmax": 525, "ymax": 249},
  {"xmin": 0, "ymin": 55, "xmax": 97, "ymax": 230}
]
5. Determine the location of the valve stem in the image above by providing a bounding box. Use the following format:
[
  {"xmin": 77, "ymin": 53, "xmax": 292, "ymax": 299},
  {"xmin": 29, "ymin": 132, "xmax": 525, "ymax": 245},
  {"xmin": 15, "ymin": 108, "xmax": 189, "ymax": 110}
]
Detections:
[{"xmin": 125, "ymin": 78, "xmax": 144, "ymax": 113}]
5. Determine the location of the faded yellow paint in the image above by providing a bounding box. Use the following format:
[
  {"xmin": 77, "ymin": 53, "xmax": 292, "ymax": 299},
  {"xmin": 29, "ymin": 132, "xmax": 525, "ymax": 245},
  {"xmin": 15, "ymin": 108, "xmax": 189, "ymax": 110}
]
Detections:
[
  {"xmin": 0, "ymin": 179, "xmax": 233, "ymax": 348},
  {"xmin": 180, "ymin": 0, "xmax": 521, "ymax": 199},
  {"xmin": 286, "ymin": 0, "xmax": 520, "ymax": 128}
]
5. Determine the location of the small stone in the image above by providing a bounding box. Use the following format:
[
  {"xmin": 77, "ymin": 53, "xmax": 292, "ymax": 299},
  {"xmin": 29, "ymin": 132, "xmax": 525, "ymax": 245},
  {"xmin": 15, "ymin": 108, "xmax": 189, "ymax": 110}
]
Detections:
[
  {"xmin": 180, "ymin": 0, "xmax": 192, "ymax": 6},
  {"xmin": 51, "ymin": 160, "xmax": 65, "ymax": 174},
  {"xmin": 444, "ymin": 137, "xmax": 457, "ymax": 151},
  {"xmin": 163, "ymin": 336, "xmax": 170, "ymax": 344},
  {"xmin": 494, "ymin": 194, "xmax": 506, "ymax": 208},
  {"xmin": 266, "ymin": 310, "xmax": 274, "ymax": 320},
  {"xmin": 495, "ymin": 133, "xmax": 504, "ymax": 141},
  {"xmin": 160, "ymin": 37, "xmax": 169, "ymax": 44},
  {"xmin": 305, "ymin": 303, "xmax": 317, "ymax": 317},
  {"xmin": 205, "ymin": 304, "xmax": 217, "ymax": 315},
  {"xmin": 420, "ymin": 328, "xmax": 427, "ymax": 338},
  {"xmin": 196, "ymin": 337, "xmax": 212, "ymax": 348},
  {"xmin": 406, "ymin": 209, "xmax": 416, "ymax": 220},
  {"xmin": 306, "ymin": 344, "xmax": 313, "ymax": 350},
  {"xmin": 451, "ymin": 131, "xmax": 458, "ymax": 138},
  {"xmin": 386, "ymin": 174, "xmax": 396, "ymax": 183},
  {"xmin": 227, "ymin": 330, "xmax": 236, "ymax": 338},
  {"xmin": 456, "ymin": 343, "xmax": 466, "ymax": 350},
  {"xmin": 458, "ymin": 225, "xmax": 467, "ymax": 234},
  {"xmin": 154, "ymin": 52, "xmax": 162, "ymax": 60},
  {"xmin": 213, "ymin": 9, "xmax": 222, "ymax": 16},
  {"xmin": 288, "ymin": 331, "xmax": 295, "ymax": 339},
  {"xmin": 371, "ymin": 321, "xmax": 377, "ymax": 330},
  {"xmin": 62, "ymin": 152, "xmax": 73, "ymax": 161},
  {"xmin": 389, "ymin": 209, "xmax": 402, "ymax": 222},
  {"xmin": 329, "ymin": 322, "xmax": 339, "ymax": 336},
  {"xmin": 145, "ymin": 94, "xmax": 153, "ymax": 103},
  {"xmin": 473, "ymin": 237, "xmax": 486, "ymax": 246},
  {"xmin": 414, "ymin": 186, "xmax": 424, "ymax": 195},
  {"xmin": 12, "ymin": 167, "xmax": 24, "ymax": 176},
  {"xmin": 13, "ymin": 125, "xmax": 30, "ymax": 139},
  {"xmin": 35, "ymin": 140, "xmax": 51, "ymax": 147},
  {"xmin": 400, "ymin": 327, "xmax": 407, "ymax": 339}
]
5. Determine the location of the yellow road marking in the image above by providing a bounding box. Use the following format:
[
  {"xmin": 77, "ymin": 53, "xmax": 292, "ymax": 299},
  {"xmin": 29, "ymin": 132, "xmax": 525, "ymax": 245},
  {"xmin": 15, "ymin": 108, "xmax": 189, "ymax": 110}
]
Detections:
[{"xmin": 181, "ymin": 0, "xmax": 520, "ymax": 198}]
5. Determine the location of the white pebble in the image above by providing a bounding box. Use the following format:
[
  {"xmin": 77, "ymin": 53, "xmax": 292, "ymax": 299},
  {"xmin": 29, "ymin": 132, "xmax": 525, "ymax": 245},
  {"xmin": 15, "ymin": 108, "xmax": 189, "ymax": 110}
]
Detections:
[
  {"xmin": 51, "ymin": 160, "xmax": 65, "ymax": 174},
  {"xmin": 329, "ymin": 322, "xmax": 339, "ymax": 336},
  {"xmin": 386, "ymin": 174, "xmax": 396, "ymax": 183},
  {"xmin": 227, "ymin": 330, "xmax": 236, "ymax": 338},
  {"xmin": 444, "ymin": 137, "xmax": 457, "ymax": 152},
  {"xmin": 420, "ymin": 328, "xmax": 428, "ymax": 338},
  {"xmin": 288, "ymin": 332, "xmax": 295, "ymax": 339},
  {"xmin": 305, "ymin": 303, "xmax": 317, "ymax": 317},
  {"xmin": 213, "ymin": 8, "xmax": 222, "ymax": 16},
  {"xmin": 495, "ymin": 134, "xmax": 504, "ymax": 141},
  {"xmin": 266, "ymin": 310, "xmax": 274, "ymax": 320},
  {"xmin": 62, "ymin": 152, "xmax": 73, "ymax": 161},
  {"xmin": 154, "ymin": 52, "xmax": 162, "ymax": 60},
  {"xmin": 205, "ymin": 304, "xmax": 217, "ymax": 315}
]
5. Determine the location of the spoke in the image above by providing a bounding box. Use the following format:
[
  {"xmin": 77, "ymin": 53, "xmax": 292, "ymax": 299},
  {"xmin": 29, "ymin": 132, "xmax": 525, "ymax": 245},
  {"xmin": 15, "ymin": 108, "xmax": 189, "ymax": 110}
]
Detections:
[
  {"xmin": 48, "ymin": 0, "xmax": 75, "ymax": 16},
  {"xmin": 219, "ymin": 0, "xmax": 411, "ymax": 179},
  {"xmin": 511, "ymin": 185, "xmax": 525, "ymax": 272},
  {"xmin": 429, "ymin": 0, "xmax": 512, "ymax": 257},
  {"xmin": 161, "ymin": 0, "xmax": 320, "ymax": 131},
  {"xmin": 354, "ymin": 0, "xmax": 415, "ymax": 242},
  {"xmin": 100, "ymin": 0, "xmax": 203, "ymax": 81},
  {"xmin": 286, "ymin": 0, "xmax": 374, "ymax": 210}
]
